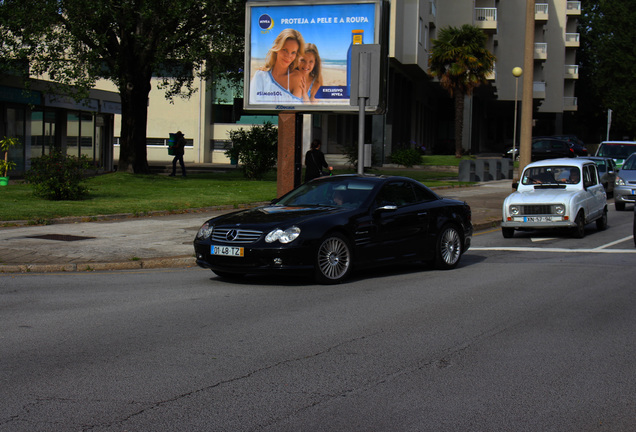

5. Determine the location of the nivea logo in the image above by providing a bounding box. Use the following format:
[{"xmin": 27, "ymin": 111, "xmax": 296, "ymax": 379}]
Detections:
[{"xmin": 258, "ymin": 14, "xmax": 273, "ymax": 30}]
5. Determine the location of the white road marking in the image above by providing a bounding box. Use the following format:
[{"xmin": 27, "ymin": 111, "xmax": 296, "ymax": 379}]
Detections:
[{"xmin": 470, "ymin": 247, "xmax": 636, "ymax": 254}]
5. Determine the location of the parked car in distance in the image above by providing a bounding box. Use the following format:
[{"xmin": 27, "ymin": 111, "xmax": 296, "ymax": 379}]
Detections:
[
  {"xmin": 581, "ymin": 156, "xmax": 617, "ymax": 196},
  {"xmin": 595, "ymin": 140, "xmax": 636, "ymax": 169},
  {"xmin": 613, "ymin": 152, "xmax": 636, "ymax": 211},
  {"xmin": 194, "ymin": 175, "xmax": 473, "ymax": 284},
  {"xmin": 552, "ymin": 135, "xmax": 588, "ymax": 156},
  {"xmin": 501, "ymin": 158, "xmax": 608, "ymax": 238},
  {"xmin": 503, "ymin": 137, "xmax": 576, "ymax": 161},
  {"xmin": 633, "ymin": 205, "xmax": 636, "ymax": 247}
]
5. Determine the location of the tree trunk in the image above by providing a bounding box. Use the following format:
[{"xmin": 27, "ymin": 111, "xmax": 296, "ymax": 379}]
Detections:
[
  {"xmin": 454, "ymin": 91, "xmax": 464, "ymax": 158},
  {"xmin": 118, "ymin": 76, "xmax": 152, "ymax": 174}
]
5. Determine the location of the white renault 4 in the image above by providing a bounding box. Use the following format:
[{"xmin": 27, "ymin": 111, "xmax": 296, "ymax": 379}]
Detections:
[{"xmin": 502, "ymin": 158, "xmax": 608, "ymax": 238}]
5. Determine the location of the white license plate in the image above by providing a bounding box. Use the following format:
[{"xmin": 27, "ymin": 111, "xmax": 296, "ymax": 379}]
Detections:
[
  {"xmin": 524, "ymin": 216, "xmax": 553, "ymax": 222},
  {"xmin": 211, "ymin": 245, "xmax": 244, "ymax": 257}
]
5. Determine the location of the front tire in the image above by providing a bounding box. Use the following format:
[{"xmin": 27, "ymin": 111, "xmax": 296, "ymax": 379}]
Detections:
[
  {"xmin": 572, "ymin": 211, "xmax": 586, "ymax": 238},
  {"xmin": 435, "ymin": 224, "xmax": 463, "ymax": 270},
  {"xmin": 502, "ymin": 227, "xmax": 515, "ymax": 238},
  {"xmin": 314, "ymin": 233, "xmax": 352, "ymax": 284},
  {"xmin": 616, "ymin": 201, "xmax": 626, "ymax": 211}
]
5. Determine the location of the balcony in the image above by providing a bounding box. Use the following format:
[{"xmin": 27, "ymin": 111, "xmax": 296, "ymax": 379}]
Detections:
[
  {"xmin": 534, "ymin": 81, "xmax": 546, "ymax": 99},
  {"xmin": 535, "ymin": 3, "xmax": 549, "ymax": 21},
  {"xmin": 475, "ymin": 8, "xmax": 497, "ymax": 31},
  {"xmin": 534, "ymin": 43, "xmax": 548, "ymax": 60},
  {"xmin": 566, "ymin": 1, "xmax": 581, "ymax": 15},
  {"xmin": 565, "ymin": 33, "xmax": 580, "ymax": 48},
  {"xmin": 485, "ymin": 63, "xmax": 496, "ymax": 81},
  {"xmin": 565, "ymin": 65, "xmax": 579, "ymax": 79},
  {"xmin": 564, "ymin": 97, "xmax": 578, "ymax": 111}
]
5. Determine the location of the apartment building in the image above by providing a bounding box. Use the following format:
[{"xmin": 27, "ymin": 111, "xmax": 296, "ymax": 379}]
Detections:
[{"xmin": 1, "ymin": 0, "xmax": 580, "ymax": 175}]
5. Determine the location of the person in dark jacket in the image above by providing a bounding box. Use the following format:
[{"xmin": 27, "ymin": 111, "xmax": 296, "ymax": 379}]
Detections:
[
  {"xmin": 304, "ymin": 139, "xmax": 332, "ymax": 182},
  {"xmin": 169, "ymin": 131, "xmax": 187, "ymax": 177}
]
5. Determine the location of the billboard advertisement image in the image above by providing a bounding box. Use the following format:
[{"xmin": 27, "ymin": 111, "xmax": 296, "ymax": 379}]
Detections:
[{"xmin": 245, "ymin": 0, "xmax": 381, "ymax": 111}]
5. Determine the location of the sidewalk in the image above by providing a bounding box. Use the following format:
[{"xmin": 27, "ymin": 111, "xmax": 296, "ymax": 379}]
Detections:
[{"xmin": 0, "ymin": 180, "xmax": 514, "ymax": 273}]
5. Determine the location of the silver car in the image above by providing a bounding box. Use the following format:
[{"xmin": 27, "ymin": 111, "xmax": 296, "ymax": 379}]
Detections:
[
  {"xmin": 614, "ymin": 152, "xmax": 636, "ymax": 211},
  {"xmin": 501, "ymin": 158, "xmax": 608, "ymax": 238}
]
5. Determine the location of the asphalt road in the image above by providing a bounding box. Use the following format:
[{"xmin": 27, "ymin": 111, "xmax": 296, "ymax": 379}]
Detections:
[{"xmin": 1, "ymin": 210, "xmax": 634, "ymax": 431}]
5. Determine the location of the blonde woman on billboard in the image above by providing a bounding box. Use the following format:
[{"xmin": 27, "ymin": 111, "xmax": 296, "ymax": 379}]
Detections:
[
  {"xmin": 290, "ymin": 43, "xmax": 323, "ymax": 102},
  {"xmin": 250, "ymin": 29, "xmax": 305, "ymax": 103}
]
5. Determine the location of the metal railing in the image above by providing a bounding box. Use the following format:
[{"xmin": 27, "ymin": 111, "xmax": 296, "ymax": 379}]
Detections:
[{"xmin": 475, "ymin": 7, "xmax": 497, "ymax": 22}]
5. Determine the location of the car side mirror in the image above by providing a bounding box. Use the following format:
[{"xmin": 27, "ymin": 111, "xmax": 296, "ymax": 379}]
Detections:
[{"xmin": 512, "ymin": 181, "xmax": 519, "ymax": 190}]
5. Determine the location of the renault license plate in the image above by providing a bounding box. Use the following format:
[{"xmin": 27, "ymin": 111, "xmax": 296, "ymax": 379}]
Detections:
[
  {"xmin": 211, "ymin": 245, "xmax": 244, "ymax": 257},
  {"xmin": 524, "ymin": 216, "xmax": 553, "ymax": 222}
]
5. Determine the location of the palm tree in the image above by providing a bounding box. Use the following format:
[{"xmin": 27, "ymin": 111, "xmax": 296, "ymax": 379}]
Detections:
[{"xmin": 429, "ymin": 25, "xmax": 496, "ymax": 158}]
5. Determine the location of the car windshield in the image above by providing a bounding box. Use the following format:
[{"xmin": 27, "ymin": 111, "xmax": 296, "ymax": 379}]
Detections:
[
  {"xmin": 276, "ymin": 178, "xmax": 376, "ymax": 207},
  {"xmin": 522, "ymin": 166, "xmax": 580, "ymax": 185},
  {"xmin": 621, "ymin": 155, "xmax": 636, "ymax": 170},
  {"xmin": 597, "ymin": 144, "xmax": 636, "ymax": 159}
]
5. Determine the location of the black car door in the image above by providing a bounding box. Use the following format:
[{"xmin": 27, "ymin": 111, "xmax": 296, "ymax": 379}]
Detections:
[{"xmin": 365, "ymin": 180, "xmax": 431, "ymax": 263}]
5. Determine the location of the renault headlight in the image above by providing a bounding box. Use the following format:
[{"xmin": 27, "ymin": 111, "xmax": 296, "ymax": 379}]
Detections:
[
  {"xmin": 554, "ymin": 204, "xmax": 565, "ymax": 215},
  {"xmin": 265, "ymin": 226, "xmax": 301, "ymax": 244},
  {"xmin": 197, "ymin": 222, "xmax": 214, "ymax": 239},
  {"xmin": 509, "ymin": 205, "xmax": 520, "ymax": 216}
]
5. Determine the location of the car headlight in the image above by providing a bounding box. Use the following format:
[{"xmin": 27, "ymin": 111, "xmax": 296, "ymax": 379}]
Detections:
[
  {"xmin": 615, "ymin": 176, "xmax": 626, "ymax": 186},
  {"xmin": 265, "ymin": 226, "xmax": 301, "ymax": 244},
  {"xmin": 554, "ymin": 204, "xmax": 565, "ymax": 215},
  {"xmin": 197, "ymin": 222, "xmax": 214, "ymax": 239},
  {"xmin": 509, "ymin": 205, "xmax": 520, "ymax": 215}
]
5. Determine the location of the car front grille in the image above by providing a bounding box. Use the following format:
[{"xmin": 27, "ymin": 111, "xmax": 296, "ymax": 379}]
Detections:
[
  {"xmin": 521, "ymin": 205, "xmax": 554, "ymax": 215},
  {"xmin": 211, "ymin": 228, "xmax": 262, "ymax": 243}
]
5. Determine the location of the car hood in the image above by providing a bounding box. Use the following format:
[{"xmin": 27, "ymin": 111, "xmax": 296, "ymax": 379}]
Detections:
[
  {"xmin": 208, "ymin": 205, "xmax": 350, "ymax": 228},
  {"xmin": 505, "ymin": 189, "xmax": 578, "ymax": 204}
]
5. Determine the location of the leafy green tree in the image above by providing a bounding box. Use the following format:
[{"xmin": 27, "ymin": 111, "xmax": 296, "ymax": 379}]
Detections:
[
  {"xmin": 0, "ymin": 0, "xmax": 245, "ymax": 174},
  {"xmin": 429, "ymin": 24, "xmax": 495, "ymax": 157},
  {"xmin": 226, "ymin": 122, "xmax": 278, "ymax": 180},
  {"xmin": 578, "ymin": 0, "xmax": 636, "ymax": 139}
]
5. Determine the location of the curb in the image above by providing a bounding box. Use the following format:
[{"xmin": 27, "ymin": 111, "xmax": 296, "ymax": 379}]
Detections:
[{"xmin": 0, "ymin": 256, "xmax": 196, "ymax": 274}]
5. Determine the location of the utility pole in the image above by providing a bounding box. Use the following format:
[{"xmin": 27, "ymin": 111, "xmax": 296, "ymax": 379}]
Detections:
[{"xmin": 518, "ymin": 0, "xmax": 535, "ymax": 176}]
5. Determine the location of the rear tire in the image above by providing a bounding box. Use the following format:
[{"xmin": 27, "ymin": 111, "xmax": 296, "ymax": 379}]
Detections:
[
  {"xmin": 596, "ymin": 208, "xmax": 608, "ymax": 231},
  {"xmin": 314, "ymin": 233, "xmax": 352, "ymax": 284},
  {"xmin": 435, "ymin": 224, "xmax": 462, "ymax": 270}
]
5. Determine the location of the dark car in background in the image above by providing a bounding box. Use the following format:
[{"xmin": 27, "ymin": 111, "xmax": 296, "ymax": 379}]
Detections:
[
  {"xmin": 552, "ymin": 135, "xmax": 588, "ymax": 156},
  {"xmin": 582, "ymin": 156, "xmax": 617, "ymax": 196},
  {"xmin": 504, "ymin": 137, "xmax": 576, "ymax": 161},
  {"xmin": 194, "ymin": 175, "xmax": 473, "ymax": 284},
  {"xmin": 532, "ymin": 137, "xmax": 577, "ymax": 160}
]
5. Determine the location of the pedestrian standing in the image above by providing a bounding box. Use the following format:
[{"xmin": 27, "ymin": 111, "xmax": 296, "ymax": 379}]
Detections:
[
  {"xmin": 170, "ymin": 131, "xmax": 187, "ymax": 177},
  {"xmin": 304, "ymin": 139, "xmax": 332, "ymax": 182}
]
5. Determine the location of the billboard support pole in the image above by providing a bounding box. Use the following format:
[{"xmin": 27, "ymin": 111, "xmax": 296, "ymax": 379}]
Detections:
[
  {"xmin": 350, "ymin": 45, "xmax": 380, "ymax": 174},
  {"xmin": 358, "ymin": 97, "xmax": 367, "ymax": 175}
]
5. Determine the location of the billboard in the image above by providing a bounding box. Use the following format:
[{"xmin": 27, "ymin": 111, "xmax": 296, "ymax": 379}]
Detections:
[{"xmin": 244, "ymin": 0, "xmax": 382, "ymax": 112}]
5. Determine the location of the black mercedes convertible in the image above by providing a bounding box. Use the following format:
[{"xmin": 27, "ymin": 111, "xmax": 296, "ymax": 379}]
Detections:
[{"xmin": 194, "ymin": 174, "xmax": 472, "ymax": 284}]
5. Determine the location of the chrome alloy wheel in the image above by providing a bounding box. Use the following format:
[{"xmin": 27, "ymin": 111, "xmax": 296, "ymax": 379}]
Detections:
[
  {"xmin": 437, "ymin": 225, "xmax": 462, "ymax": 269},
  {"xmin": 316, "ymin": 234, "xmax": 351, "ymax": 283}
]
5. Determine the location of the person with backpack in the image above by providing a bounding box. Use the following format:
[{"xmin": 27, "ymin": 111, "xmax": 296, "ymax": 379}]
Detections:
[{"xmin": 169, "ymin": 131, "xmax": 187, "ymax": 177}]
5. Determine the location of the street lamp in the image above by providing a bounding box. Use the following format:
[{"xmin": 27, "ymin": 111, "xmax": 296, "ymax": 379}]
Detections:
[{"xmin": 512, "ymin": 67, "xmax": 523, "ymax": 168}]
